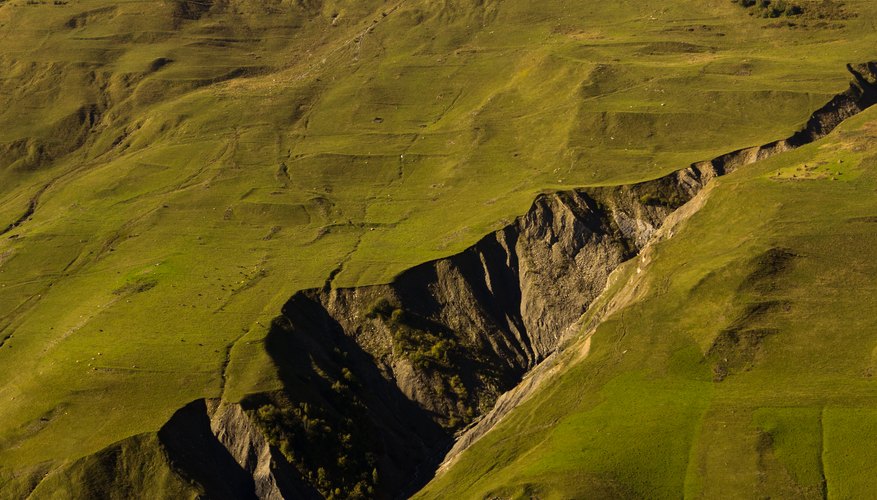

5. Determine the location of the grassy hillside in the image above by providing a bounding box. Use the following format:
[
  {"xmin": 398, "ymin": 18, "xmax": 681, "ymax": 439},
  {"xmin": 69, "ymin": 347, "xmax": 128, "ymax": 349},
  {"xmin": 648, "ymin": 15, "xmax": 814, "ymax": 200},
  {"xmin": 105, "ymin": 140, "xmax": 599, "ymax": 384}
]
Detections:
[
  {"xmin": 419, "ymin": 104, "xmax": 877, "ymax": 498},
  {"xmin": 1, "ymin": 0, "xmax": 876, "ymax": 494}
]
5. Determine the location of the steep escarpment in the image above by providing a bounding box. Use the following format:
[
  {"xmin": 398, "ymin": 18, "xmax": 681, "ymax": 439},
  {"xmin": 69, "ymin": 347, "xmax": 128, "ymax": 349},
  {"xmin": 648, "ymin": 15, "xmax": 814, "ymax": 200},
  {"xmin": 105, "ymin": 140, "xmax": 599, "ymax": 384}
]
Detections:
[
  {"xmin": 246, "ymin": 62, "xmax": 877, "ymax": 498},
  {"xmin": 291, "ymin": 181, "xmax": 690, "ymax": 418},
  {"xmin": 245, "ymin": 183, "xmax": 685, "ymax": 498},
  {"xmin": 246, "ymin": 167, "xmax": 722, "ymax": 498},
  {"xmin": 46, "ymin": 62, "xmax": 876, "ymax": 500},
  {"xmin": 266, "ymin": 160, "xmax": 733, "ymax": 483}
]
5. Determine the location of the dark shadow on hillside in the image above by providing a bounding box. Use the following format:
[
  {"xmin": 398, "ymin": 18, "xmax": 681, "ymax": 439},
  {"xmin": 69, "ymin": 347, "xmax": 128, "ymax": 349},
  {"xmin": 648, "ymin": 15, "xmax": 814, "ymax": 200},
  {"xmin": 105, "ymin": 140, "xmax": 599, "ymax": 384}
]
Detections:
[
  {"xmin": 158, "ymin": 399, "xmax": 258, "ymax": 500},
  {"xmin": 261, "ymin": 292, "xmax": 451, "ymax": 499}
]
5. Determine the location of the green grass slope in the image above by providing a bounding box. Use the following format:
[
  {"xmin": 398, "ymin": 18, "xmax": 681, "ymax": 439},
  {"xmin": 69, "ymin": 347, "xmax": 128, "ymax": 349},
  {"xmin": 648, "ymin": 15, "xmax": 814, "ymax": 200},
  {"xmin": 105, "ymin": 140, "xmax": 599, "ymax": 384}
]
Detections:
[
  {"xmin": 418, "ymin": 105, "xmax": 877, "ymax": 499},
  {"xmin": 0, "ymin": 0, "xmax": 876, "ymax": 492}
]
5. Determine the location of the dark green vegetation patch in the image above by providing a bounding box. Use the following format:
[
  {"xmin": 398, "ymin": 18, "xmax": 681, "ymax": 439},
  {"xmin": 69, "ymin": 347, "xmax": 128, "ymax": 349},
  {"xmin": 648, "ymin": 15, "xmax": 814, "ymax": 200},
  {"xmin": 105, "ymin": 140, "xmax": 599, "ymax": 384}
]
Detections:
[{"xmin": 733, "ymin": 0, "xmax": 805, "ymax": 18}]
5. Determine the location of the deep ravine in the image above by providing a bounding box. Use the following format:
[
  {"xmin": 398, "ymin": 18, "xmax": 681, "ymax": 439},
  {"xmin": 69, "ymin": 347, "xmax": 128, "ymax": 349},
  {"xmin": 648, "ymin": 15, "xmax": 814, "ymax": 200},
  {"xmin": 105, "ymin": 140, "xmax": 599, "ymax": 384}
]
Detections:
[{"xmin": 50, "ymin": 62, "xmax": 877, "ymax": 500}]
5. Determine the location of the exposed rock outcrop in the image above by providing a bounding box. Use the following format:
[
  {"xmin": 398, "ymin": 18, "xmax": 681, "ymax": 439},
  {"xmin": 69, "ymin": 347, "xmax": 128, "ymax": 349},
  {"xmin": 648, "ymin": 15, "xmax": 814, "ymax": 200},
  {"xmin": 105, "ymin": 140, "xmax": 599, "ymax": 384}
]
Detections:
[
  {"xmin": 258, "ymin": 61, "xmax": 877, "ymax": 497},
  {"xmin": 51, "ymin": 62, "xmax": 875, "ymax": 500}
]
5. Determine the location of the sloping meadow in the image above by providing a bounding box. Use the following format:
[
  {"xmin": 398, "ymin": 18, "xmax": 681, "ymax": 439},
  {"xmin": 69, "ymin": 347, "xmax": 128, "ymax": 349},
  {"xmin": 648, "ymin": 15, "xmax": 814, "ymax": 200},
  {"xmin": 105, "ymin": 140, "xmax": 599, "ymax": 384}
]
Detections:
[{"xmin": 2, "ymin": 0, "xmax": 877, "ymax": 497}]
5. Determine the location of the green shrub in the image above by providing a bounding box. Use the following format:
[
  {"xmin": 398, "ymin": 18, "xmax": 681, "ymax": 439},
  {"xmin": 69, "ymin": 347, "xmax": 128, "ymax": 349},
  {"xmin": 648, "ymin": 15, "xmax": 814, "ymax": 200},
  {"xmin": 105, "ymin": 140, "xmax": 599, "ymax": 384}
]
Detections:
[
  {"xmin": 248, "ymin": 398, "xmax": 378, "ymax": 499},
  {"xmin": 448, "ymin": 375, "xmax": 468, "ymax": 400},
  {"xmin": 364, "ymin": 297, "xmax": 395, "ymax": 319}
]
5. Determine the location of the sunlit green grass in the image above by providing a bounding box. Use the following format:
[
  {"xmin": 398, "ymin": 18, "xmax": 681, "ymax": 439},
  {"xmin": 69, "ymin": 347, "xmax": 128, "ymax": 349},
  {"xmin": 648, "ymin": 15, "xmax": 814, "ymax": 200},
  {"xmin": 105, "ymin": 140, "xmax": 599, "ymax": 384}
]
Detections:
[
  {"xmin": 419, "ymin": 107, "xmax": 877, "ymax": 498},
  {"xmin": 1, "ymin": 0, "xmax": 877, "ymax": 488}
]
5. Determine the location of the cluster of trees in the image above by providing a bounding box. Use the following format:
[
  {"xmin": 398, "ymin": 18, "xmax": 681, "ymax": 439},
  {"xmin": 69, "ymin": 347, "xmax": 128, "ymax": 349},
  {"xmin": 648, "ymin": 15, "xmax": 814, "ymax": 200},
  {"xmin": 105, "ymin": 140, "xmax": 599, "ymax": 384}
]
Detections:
[
  {"xmin": 733, "ymin": 0, "xmax": 805, "ymax": 17},
  {"xmin": 366, "ymin": 298, "xmax": 459, "ymax": 371},
  {"xmin": 252, "ymin": 399, "xmax": 379, "ymax": 499}
]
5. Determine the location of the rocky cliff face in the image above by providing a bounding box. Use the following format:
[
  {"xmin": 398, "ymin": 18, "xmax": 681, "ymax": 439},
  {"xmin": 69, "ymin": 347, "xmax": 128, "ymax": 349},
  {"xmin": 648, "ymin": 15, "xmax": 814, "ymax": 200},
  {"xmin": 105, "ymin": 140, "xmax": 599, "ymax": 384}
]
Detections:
[
  {"xmin": 37, "ymin": 62, "xmax": 876, "ymax": 500},
  {"xmin": 242, "ymin": 188, "xmax": 667, "ymax": 497},
  {"xmin": 290, "ymin": 181, "xmax": 685, "ymax": 423},
  {"xmin": 251, "ymin": 61, "xmax": 877, "ymax": 498}
]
